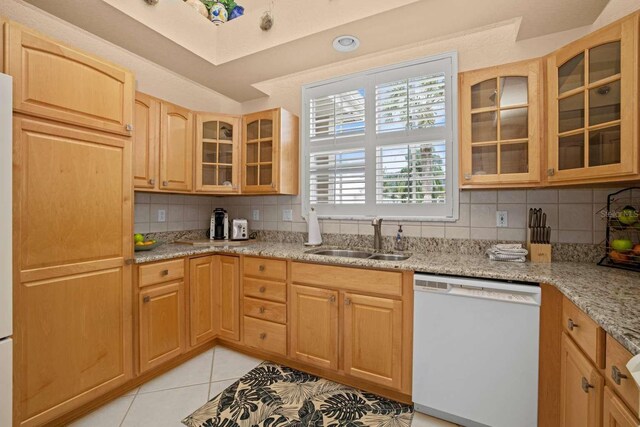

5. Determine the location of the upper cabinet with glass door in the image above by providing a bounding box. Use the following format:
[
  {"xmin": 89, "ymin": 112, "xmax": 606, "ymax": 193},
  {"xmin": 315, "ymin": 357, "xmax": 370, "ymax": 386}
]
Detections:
[
  {"xmin": 547, "ymin": 13, "xmax": 639, "ymax": 184},
  {"xmin": 195, "ymin": 114, "xmax": 241, "ymax": 193},
  {"xmin": 459, "ymin": 59, "xmax": 543, "ymax": 187},
  {"xmin": 242, "ymin": 108, "xmax": 299, "ymax": 195}
]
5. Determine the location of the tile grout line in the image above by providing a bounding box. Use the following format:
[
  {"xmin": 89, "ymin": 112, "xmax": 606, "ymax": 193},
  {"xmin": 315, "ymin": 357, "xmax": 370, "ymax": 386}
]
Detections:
[
  {"xmin": 208, "ymin": 347, "xmax": 216, "ymax": 400},
  {"xmin": 118, "ymin": 387, "xmax": 140, "ymax": 427}
]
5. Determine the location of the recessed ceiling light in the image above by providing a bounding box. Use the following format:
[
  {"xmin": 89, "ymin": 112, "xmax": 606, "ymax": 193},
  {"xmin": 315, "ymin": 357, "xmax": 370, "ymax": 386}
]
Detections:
[{"xmin": 333, "ymin": 35, "xmax": 360, "ymax": 52}]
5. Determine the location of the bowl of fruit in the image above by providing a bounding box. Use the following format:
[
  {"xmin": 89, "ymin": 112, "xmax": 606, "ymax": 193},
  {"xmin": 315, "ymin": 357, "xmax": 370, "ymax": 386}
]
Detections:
[{"xmin": 134, "ymin": 234, "xmax": 162, "ymax": 251}]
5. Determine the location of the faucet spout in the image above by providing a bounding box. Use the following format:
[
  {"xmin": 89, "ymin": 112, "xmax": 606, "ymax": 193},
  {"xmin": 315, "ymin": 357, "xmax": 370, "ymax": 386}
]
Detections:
[{"xmin": 371, "ymin": 217, "xmax": 383, "ymax": 250}]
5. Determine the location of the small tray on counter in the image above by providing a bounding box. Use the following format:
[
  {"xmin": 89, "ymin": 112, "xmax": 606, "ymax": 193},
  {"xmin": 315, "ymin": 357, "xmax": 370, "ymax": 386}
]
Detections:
[{"xmin": 134, "ymin": 241, "xmax": 163, "ymax": 251}]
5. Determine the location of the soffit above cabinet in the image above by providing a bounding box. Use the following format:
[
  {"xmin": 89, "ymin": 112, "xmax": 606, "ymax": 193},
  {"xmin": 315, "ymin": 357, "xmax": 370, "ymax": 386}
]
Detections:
[{"xmin": 21, "ymin": 0, "xmax": 608, "ymax": 102}]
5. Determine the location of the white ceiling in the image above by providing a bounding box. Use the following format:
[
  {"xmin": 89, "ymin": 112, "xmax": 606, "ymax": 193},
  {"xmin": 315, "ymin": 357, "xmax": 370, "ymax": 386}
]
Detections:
[{"xmin": 23, "ymin": 0, "xmax": 610, "ymax": 102}]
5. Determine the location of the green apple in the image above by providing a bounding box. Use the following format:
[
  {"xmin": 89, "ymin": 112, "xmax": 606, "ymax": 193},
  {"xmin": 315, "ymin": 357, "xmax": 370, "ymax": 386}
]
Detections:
[
  {"xmin": 618, "ymin": 206, "xmax": 638, "ymax": 226},
  {"xmin": 611, "ymin": 238, "xmax": 633, "ymax": 252},
  {"xmin": 134, "ymin": 233, "xmax": 144, "ymax": 243}
]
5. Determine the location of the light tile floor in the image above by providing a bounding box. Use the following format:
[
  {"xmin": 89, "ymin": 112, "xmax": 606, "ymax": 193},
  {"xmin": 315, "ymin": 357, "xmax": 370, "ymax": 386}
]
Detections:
[{"xmin": 70, "ymin": 346, "xmax": 456, "ymax": 427}]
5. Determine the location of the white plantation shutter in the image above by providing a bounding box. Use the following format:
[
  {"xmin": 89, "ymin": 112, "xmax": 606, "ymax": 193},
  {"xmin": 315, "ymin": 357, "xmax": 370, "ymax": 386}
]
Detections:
[{"xmin": 302, "ymin": 53, "xmax": 458, "ymax": 220}]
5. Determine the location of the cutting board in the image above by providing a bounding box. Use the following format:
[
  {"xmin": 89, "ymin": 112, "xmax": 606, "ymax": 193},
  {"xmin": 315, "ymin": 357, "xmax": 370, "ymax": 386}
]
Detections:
[{"xmin": 173, "ymin": 239, "xmax": 252, "ymax": 247}]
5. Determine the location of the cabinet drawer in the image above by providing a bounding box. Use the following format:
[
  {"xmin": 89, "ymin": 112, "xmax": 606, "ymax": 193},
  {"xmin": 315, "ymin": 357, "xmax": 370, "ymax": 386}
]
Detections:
[
  {"xmin": 606, "ymin": 335, "xmax": 640, "ymax": 417},
  {"xmin": 244, "ymin": 278, "xmax": 286, "ymax": 302},
  {"xmin": 291, "ymin": 262, "xmax": 403, "ymax": 297},
  {"xmin": 562, "ymin": 298, "xmax": 605, "ymax": 367},
  {"xmin": 244, "ymin": 257, "xmax": 287, "ymax": 281},
  {"xmin": 139, "ymin": 259, "xmax": 184, "ymax": 288},
  {"xmin": 243, "ymin": 297, "xmax": 286, "ymax": 324},
  {"xmin": 243, "ymin": 316, "xmax": 287, "ymax": 356}
]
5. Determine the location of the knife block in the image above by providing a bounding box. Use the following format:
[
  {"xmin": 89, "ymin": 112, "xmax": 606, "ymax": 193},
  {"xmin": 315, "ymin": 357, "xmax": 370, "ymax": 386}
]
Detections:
[{"xmin": 527, "ymin": 231, "xmax": 552, "ymax": 263}]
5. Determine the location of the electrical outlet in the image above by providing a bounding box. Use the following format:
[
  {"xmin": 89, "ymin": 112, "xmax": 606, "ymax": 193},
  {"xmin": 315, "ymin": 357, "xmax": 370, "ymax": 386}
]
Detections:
[
  {"xmin": 252, "ymin": 209, "xmax": 260, "ymax": 221},
  {"xmin": 496, "ymin": 211, "xmax": 508, "ymax": 228},
  {"xmin": 157, "ymin": 209, "xmax": 166, "ymax": 222},
  {"xmin": 282, "ymin": 209, "xmax": 293, "ymax": 222}
]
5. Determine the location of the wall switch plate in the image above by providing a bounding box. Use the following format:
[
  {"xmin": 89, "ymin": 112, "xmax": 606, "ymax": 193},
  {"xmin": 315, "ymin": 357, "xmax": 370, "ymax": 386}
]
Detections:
[
  {"xmin": 496, "ymin": 211, "xmax": 508, "ymax": 228},
  {"xmin": 252, "ymin": 209, "xmax": 260, "ymax": 221},
  {"xmin": 157, "ymin": 209, "xmax": 166, "ymax": 222},
  {"xmin": 282, "ymin": 209, "xmax": 293, "ymax": 222}
]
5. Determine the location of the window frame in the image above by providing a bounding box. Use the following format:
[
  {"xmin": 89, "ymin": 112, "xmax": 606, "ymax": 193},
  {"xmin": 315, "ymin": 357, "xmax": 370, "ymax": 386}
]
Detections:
[{"xmin": 301, "ymin": 52, "xmax": 459, "ymax": 221}]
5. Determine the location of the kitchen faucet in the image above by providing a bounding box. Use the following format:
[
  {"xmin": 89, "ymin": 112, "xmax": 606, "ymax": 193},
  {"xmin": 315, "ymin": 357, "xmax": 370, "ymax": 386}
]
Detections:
[{"xmin": 371, "ymin": 217, "xmax": 383, "ymax": 250}]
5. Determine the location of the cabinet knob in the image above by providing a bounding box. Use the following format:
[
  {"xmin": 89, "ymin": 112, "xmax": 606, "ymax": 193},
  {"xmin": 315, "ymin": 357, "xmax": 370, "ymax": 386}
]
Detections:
[
  {"xmin": 125, "ymin": 258, "xmax": 135, "ymax": 265},
  {"xmin": 259, "ymin": 265, "xmax": 265, "ymax": 272},
  {"xmin": 567, "ymin": 318, "xmax": 578, "ymax": 331},
  {"xmin": 259, "ymin": 333, "xmax": 267, "ymax": 340},
  {"xmin": 259, "ymin": 306, "xmax": 266, "ymax": 314},
  {"xmin": 547, "ymin": 168, "xmax": 555, "ymax": 176},
  {"xmin": 464, "ymin": 173, "xmax": 471, "ymax": 180},
  {"xmin": 162, "ymin": 181, "xmax": 168, "ymax": 187},
  {"xmin": 143, "ymin": 296, "xmax": 150, "ymax": 303},
  {"xmin": 125, "ymin": 124, "xmax": 133, "ymax": 132},
  {"xmin": 329, "ymin": 295, "xmax": 336, "ymax": 303},
  {"xmin": 611, "ymin": 366, "xmax": 628, "ymax": 385},
  {"xmin": 161, "ymin": 269, "xmax": 169, "ymax": 276},
  {"xmin": 344, "ymin": 297, "xmax": 351, "ymax": 305},
  {"xmin": 149, "ymin": 179, "xmax": 155, "ymax": 185},
  {"xmin": 259, "ymin": 286, "xmax": 266, "ymax": 293},
  {"xmin": 581, "ymin": 377, "xmax": 593, "ymax": 393}
]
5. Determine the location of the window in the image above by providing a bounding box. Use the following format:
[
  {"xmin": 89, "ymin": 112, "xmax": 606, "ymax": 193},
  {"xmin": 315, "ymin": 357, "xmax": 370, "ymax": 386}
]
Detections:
[{"xmin": 302, "ymin": 53, "xmax": 459, "ymax": 220}]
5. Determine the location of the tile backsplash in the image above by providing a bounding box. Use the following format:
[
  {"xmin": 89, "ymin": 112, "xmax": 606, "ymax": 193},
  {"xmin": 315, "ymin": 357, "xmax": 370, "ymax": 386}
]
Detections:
[{"xmin": 134, "ymin": 187, "xmax": 626, "ymax": 245}]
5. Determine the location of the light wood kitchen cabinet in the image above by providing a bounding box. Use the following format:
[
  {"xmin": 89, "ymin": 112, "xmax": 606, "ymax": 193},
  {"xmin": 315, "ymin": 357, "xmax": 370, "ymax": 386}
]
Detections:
[
  {"xmin": 459, "ymin": 59, "xmax": 543, "ymax": 187},
  {"xmin": 560, "ymin": 332, "xmax": 604, "ymax": 427},
  {"xmin": 133, "ymin": 93, "xmax": 160, "ymax": 189},
  {"xmin": 290, "ymin": 285, "xmax": 339, "ymax": 370},
  {"xmin": 13, "ymin": 118, "xmax": 133, "ymax": 426},
  {"xmin": 343, "ymin": 293, "xmax": 403, "ymax": 389},
  {"xmin": 189, "ymin": 256, "xmax": 216, "ymax": 347},
  {"xmin": 216, "ymin": 255, "xmax": 240, "ymax": 341},
  {"xmin": 605, "ymin": 335, "xmax": 640, "ymax": 418},
  {"xmin": 195, "ymin": 113, "xmax": 241, "ymax": 193},
  {"xmin": 603, "ymin": 387, "xmax": 640, "ymax": 427},
  {"xmin": 242, "ymin": 108, "xmax": 299, "ymax": 194},
  {"xmin": 139, "ymin": 281, "xmax": 186, "ymax": 373},
  {"xmin": 546, "ymin": 13, "xmax": 639, "ymax": 184},
  {"xmin": 6, "ymin": 21, "xmax": 134, "ymax": 136},
  {"xmin": 160, "ymin": 101, "xmax": 194, "ymax": 192}
]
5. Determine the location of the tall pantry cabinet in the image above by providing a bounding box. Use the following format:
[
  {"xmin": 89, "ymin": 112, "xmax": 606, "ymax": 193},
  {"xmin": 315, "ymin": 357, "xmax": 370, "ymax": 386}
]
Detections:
[{"xmin": 6, "ymin": 21, "xmax": 135, "ymax": 427}]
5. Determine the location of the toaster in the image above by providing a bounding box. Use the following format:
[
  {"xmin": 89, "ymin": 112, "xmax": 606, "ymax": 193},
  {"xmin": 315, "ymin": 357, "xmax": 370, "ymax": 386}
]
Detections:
[{"xmin": 232, "ymin": 219, "xmax": 249, "ymax": 240}]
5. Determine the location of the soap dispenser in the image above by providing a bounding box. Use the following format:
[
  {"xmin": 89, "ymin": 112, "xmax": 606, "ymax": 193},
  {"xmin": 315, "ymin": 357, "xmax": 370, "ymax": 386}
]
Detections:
[{"xmin": 395, "ymin": 225, "xmax": 405, "ymax": 251}]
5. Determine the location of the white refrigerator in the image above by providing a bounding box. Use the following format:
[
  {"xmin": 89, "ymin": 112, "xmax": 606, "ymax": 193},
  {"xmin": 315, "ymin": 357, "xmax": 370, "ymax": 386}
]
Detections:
[{"xmin": 0, "ymin": 73, "xmax": 13, "ymax": 427}]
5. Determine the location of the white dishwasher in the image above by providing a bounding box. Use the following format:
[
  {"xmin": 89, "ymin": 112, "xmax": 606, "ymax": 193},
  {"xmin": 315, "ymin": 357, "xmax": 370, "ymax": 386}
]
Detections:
[{"xmin": 413, "ymin": 273, "xmax": 541, "ymax": 427}]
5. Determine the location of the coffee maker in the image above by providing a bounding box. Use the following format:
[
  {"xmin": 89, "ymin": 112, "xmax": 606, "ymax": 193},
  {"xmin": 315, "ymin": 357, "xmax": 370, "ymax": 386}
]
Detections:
[{"xmin": 210, "ymin": 208, "xmax": 229, "ymax": 240}]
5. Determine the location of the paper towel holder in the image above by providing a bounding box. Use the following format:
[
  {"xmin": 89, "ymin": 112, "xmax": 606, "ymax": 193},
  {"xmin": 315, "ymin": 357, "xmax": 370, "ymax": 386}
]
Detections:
[{"xmin": 304, "ymin": 207, "xmax": 323, "ymax": 247}]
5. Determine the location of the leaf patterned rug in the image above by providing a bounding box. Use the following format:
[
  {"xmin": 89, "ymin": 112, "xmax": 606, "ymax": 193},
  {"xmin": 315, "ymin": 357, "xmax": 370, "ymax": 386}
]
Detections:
[{"xmin": 183, "ymin": 361, "xmax": 414, "ymax": 427}]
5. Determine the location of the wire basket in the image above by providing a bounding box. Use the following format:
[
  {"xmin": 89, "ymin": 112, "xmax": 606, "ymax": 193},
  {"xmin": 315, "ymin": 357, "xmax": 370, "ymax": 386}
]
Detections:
[{"xmin": 598, "ymin": 187, "xmax": 640, "ymax": 272}]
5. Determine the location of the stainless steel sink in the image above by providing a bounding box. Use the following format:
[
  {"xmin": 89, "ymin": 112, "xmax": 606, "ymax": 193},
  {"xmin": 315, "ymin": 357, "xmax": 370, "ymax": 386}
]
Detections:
[{"xmin": 305, "ymin": 248, "xmax": 411, "ymax": 261}]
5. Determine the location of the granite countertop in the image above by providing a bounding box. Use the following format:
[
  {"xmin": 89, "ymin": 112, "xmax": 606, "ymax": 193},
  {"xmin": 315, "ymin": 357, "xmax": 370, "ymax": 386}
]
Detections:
[{"xmin": 136, "ymin": 242, "xmax": 640, "ymax": 356}]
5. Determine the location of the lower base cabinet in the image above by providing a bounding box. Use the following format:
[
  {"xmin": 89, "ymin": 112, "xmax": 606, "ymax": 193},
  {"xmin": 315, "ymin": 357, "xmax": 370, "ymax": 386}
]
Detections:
[
  {"xmin": 216, "ymin": 255, "xmax": 240, "ymax": 341},
  {"xmin": 604, "ymin": 386, "xmax": 640, "ymax": 427},
  {"xmin": 189, "ymin": 256, "xmax": 216, "ymax": 347},
  {"xmin": 138, "ymin": 281, "xmax": 186, "ymax": 373}
]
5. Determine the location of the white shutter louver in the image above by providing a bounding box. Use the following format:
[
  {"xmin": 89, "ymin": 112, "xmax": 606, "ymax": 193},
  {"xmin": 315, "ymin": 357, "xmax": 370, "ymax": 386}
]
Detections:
[
  {"xmin": 309, "ymin": 150, "xmax": 366, "ymax": 205},
  {"xmin": 375, "ymin": 73, "xmax": 446, "ymax": 134},
  {"xmin": 310, "ymin": 89, "xmax": 365, "ymax": 142},
  {"xmin": 376, "ymin": 142, "xmax": 447, "ymax": 204}
]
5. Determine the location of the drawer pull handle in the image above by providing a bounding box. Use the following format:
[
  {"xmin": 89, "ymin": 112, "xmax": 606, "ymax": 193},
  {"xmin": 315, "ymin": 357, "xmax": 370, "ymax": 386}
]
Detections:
[
  {"xmin": 329, "ymin": 295, "xmax": 336, "ymax": 303},
  {"xmin": 161, "ymin": 269, "xmax": 169, "ymax": 276},
  {"xmin": 162, "ymin": 180, "xmax": 168, "ymax": 187},
  {"xmin": 581, "ymin": 377, "xmax": 593, "ymax": 393},
  {"xmin": 259, "ymin": 286, "xmax": 266, "ymax": 293},
  {"xmin": 259, "ymin": 306, "xmax": 266, "ymax": 314},
  {"xmin": 149, "ymin": 179, "xmax": 155, "ymax": 185},
  {"xmin": 143, "ymin": 296, "xmax": 150, "ymax": 303},
  {"xmin": 259, "ymin": 333, "xmax": 267, "ymax": 340},
  {"xmin": 611, "ymin": 366, "xmax": 628, "ymax": 385},
  {"xmin": 259, "ymin": 265, "xmax": 265, "ymax": 272},
  {"xmin": 567, "ymin": 318, "xmax": 578, "ymax": 331},
  {"xmin": 345, "ymin": 297, "xmax": 351, "ymax": 305}
]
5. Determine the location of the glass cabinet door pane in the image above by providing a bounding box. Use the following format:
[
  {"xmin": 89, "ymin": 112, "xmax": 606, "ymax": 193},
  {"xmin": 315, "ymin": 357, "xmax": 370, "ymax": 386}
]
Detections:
[
  {"xmin": 589, "ymin": 125, "xmax": 621, "ymax": 167},
  {"xmin": 500, "ymin": 143, "xmax": 529, "ymax": 174},
  {"xmin": 246, "ymin": 143, "xmax": 258, "ymax": 163},
  {"xmin": 558, "ymin": 133, "xmax": 585, "ymax": 170},
  {"xmin": 589, "ymin": 80, "xmax": 620, "ymax": 126},
  {"xmin": 471, "ymin": 79, "xmax": 497, "ymax": 110},
  {"xmin": 499, "ymin": 77, "xmax": 528, "ymax": 107},
  {"xmin": 472, "ymin": 145, "xmax": 497, "ymax": 175},
  {"xmin": 219, "ymin": 143, "xmax": 233, "ymax": 164},
  {"xmin": 218, "ymin": 165, "xmax": 233, "ymax": 186},
  {"xmin": 219, "ymin": 122, "xmax": 233, "ymax": 140},
  {"xmin": 203, "ymin": 121, "xmax": 217, "ymax": 139},
  {"xmin": 471, "ymin": 111, "xmax": 497, "ymax": 142},
  {"xmin": 260, "ymin": 119, "xmax": 273, "ymax": 139},
  {"xmin": 246, "ymin": 165, "xmax": 258, "ymax": 186},
  {"xmin": 247, "ymin": 121, "xmax": 259, "ymax": 140},
  {"xmin": 203, "ymin": 165, "xmax": 217, "ymax": 186},
  {"xmin": 559, "ymin": 93, "xmax": 585, "ymax": 133},
  {"xmin": 260, "ymin": 141, "xmax": 273, "ymax": 163},
  {"xmin": 259, "ymin": 164, "xmax": 273, "ymax": 185},
  {"xmin": 558, "ymin": 53, "xmax": 585, "ymax": 94},
  {"xmin": 203, "ymin": 142, "xmax": 217, "ymax": 163},
  {"xmin": 589, "ymin": 42, "xmax": 621, "ymax": 83},
  {"xmin": 500, "ymin": 107, "xmax": 528, "ymax": 140}
]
